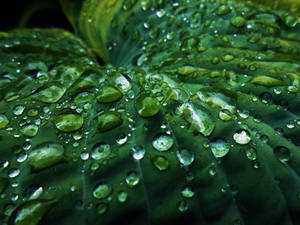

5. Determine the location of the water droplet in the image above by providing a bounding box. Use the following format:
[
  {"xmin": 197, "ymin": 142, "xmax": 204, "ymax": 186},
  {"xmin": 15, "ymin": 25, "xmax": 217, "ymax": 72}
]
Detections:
[
  {"xmin": 28, "ymin": 143, "xmax": 64, "ymax": 170},
  {"xmin": 152, "ymin": 134, "xmax": 174, "ymax": 152},
  {"xmin": 8, "ymin": 168, "xmax": 20, "ymax": 178},
  {"xmin": 210, "ymin": 139, "xmax": 230, "ymax": 158},
  {"xmin": 91, "ymin": 143, "xmax": 111, "ymax": 160},
  {"xmin": 116, "ymin": 134, "xmax": 128, "ymax": 145},
  {"xmin": 80, "ymin": 152, "xmax": 89, "ymax": 160},
  {"xmin": 74, "ymin": 92, "xmax": 94, "ymax": 103},
  {"xmin": 97, "ymin": 86, "xmax": 123, "ymax": 103},
  {"xmin": 54, "ymin": 114, "xmax": 83, "ymax": 132},
  {"xmin": 93, "ymin": 183, "xmax": 112, "ymax": 199},
  {"xmin": 13, "ymin": 105, "xmax": 25, "ymax": 116},
  {"xmin": 231, "ymin": 16, "xmax": 246, "ymax": 27},
  {"xmin": 274, "ymin": 146, "xmax": 290, "ymax": 164},
  {"xmin": 209, "ymin": 166, "xmax": 217, "ymax": 176},
  {"xmin": 181, "ymin": 186, "xmax": 194, "ymax": 198},
  {"xmin": 16, "ymin": 153, "xmax": 28, "ymax": 163},
  {"xmin": 233, "ymin": 130, "xmax": 251, "ymax": 145},
  {"xmin": 136, "ymin": 95, "xmax": 160, "ymax": 117},
  {"xmin": 118, "ymin": 191, "xmax": 128, "ymax": 203},
  {"xmin": 126, "ymin": 172, "xmax": 140, "ymax": 187},
  {"xmin": 21, "ymin": 124, "xmax": 39, "ymax": 137},
  {"xmin": 33, "ymin": 82, "xmax": 66, "ymax": 103},
  {"xmin": 219, "ymin": 109, "xmax": 232, "ymax": 121},
  {"xmin": 131, "ymin": 145, "xmax": 146, "ymax": 160},
  {"xmin": 109, "ymin": 73, "xmax": 131, "ymax": 93},
  {"xmin": 98, "ymin": 111, "xmax": 123, "ymax": 132},
  {"xmin": 176, "ymin": 149, "xmax": 194, "ymax": 166},
  {"xmin": 97, "ymin": 203, "xmax": 108, "ymax": 214},
  {"xmin": 0, "ymin": 114, "xmax": 9, "ymax": 129},
  {"xmin": 152, "ymin": 156, "xmax": 169, "ymax": 171},
  {"xmin": 178, "ymin": 200, "xmax": 188, "ymax": 212},
  {"xmin": 177, "ymin": 103, "xmax": 214, "ymax": 136},
  {"xmin": 245, "ymin": 148, "xmax": 257, "ymax": 161}
]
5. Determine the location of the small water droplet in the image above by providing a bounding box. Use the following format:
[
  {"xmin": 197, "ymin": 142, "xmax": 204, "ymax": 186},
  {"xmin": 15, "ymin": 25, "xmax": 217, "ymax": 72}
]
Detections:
[
  {"xmin": 0, "ymin": 114, "xmax": 9, "ymax": 129},
  {"xmin": 245, "ymin": 148, "xmax": 257, "ymax": 160},
  {"xmin": 181, "ymin": 186, "xmax": 194, "ymax": 198},
  {"xmin": 152, "ymin": 156, "xmax": 169, "ymax": 171},
  {"xmin": 118, "ymin": 191, "xmax": 128, "ymax": 203},
  {"xmin": 97, "ymin": 203, "xmax": 108, "ymax": 214},
  {"xmin": 178, "ymin": 200, "xmax": 188, "ymax": 212},
  {"xmin": 131, "ymin": 145, "xmax": 146, "ymax": 160},
  {"xmin": 91, "ymin": 143, "xmax": 111, "ymax": 160},
  {"xmin": 126, "ymin": 172, "xmax": 140, "ymax": 187},
  {"xmin": 80, "ymin": 152, "xmax": 89, "ymax": 160},
  {"xmin": 93, "ymin": 183, "xmax": 112, "ymax": 199},
  {"xmin": 8, "ymin": 168, "xmax": 20, "ymax": 178},
  {"xmin": 176, "ymin": 149, "xmax": 194, "ymax": 166},
  {"xmin": 274, "ymin": 146, "xmax": 290, "ymax": 164},
  {"xmin": 116, "ymin": 134, "xmax": 128, "ymax": 145},
  {"xmin": 13, "ymin": 105, "xmax": 25, "ymax": 116}
]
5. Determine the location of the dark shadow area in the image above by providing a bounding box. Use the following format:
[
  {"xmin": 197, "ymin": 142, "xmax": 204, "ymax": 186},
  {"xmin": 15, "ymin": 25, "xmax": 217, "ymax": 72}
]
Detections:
[{"xmin": 0, "ymin": 0, "xmax": 72, "ymax": 31}]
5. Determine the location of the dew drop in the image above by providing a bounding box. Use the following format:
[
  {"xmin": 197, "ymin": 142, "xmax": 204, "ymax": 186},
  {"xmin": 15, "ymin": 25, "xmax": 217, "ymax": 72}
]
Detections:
[
  {"xmin": 54, "ymin": 114, "xmax": 83, "ymax": 132},
  {"xmin": 152, "ymin": 156, "xmax": 169, "ymax": 171},
  {"xmin": 274, "ymin": 146, "xmax": 290, "ymax": 164},
  {"xmin": 13, "ymin": 105, "xmax": 25, "ymax": 116},
  {"xmin": 93, "ymin": 183, "xmax": 112, "ymax": 199},
  {"xmin": 178, "ymin": 200, "xmax": 188, "ymax": 212},
  {"xmin": 8, "ymin": 168, "xmax": 20, "ymax": 178},
  {"xmin": 21, "ymin": 124, "xmax": 39, "ymax": 137},
  {"xmin": 233, "ymin": 130, "xmax": 251, "ymax": 144},
  {"xmin": 152, "ymin": 134, "xmax": 174, "ymax": 152},
  {"xmin": 91, "ymin": 143, "xmax": 111, "ymax": 160},
  {"xmin": 176, "ymin": 149, "xmax": 194, "ymax": 166},
  {"xmin": 131, "ymin": 145, "xmax": 146, "ymax": 160},
  {"xmin": 118, "ymin": 191, "xmax": 128, "ymax": 203},
  {"xmin": 210, "ymin": 139, "xmax": 230, "ymax": 158},
  {"xmin": 97, "ymin": 203, "xmax": 108, "ymax": 214},
  {"xmin": 245, "ymin": 148, "xmax": 257, "ymax": 161},
  {"xmin": 116, "ymin": 133, "xmax": 128, "ymax": 145},
  {"xmin": 126, "ymin": 172, "xmax": 140, "ymax": 187},
  {"xmin": 181, "ymin": 186, "xmax": 194, "ymax": 198},
  {"xmin": 0, "ymin": 114, "xmax": 9, "ymax": 129},
  {"xmin": 28, "ymin": 143, "xmax": 64, "ymax": 170}
]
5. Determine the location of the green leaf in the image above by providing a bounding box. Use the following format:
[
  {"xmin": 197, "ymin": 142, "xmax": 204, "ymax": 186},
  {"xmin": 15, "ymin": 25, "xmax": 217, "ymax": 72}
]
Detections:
[{"xmin": 1, "ymin": 0, "xmax": 300, "ymax": 225}]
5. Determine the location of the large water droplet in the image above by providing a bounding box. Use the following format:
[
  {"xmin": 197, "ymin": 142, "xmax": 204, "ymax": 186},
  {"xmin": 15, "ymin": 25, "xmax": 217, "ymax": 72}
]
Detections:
[
  {"xmin": 136, "ymin": 95, "xmax": 160, "ymax": 118},
  {"xmin": 126, "ymin": 172, "xmax": 140, "ymax": 187},
  {"xmin": 97, "ymin": 86, "xmax": 123, "ymax": 103},
  {"xmin": 177, "ymin": 103, "xmax": 214, "ymax": 136},
  {"xmin": 131, "ymin": 145, "xmax": 146, "ymax": 160},
  {"xmin": 13, "ymin": 105, "xmax": 25, "ymax": 116},
  {"xmin": 33, "ymin": 82, "xmax": 66, "ymax": 103},
  {"xmin": 93, "ymin": 183, "xmax": 112, "ymax": 199},
  {"xmin": 28, "ymin": 143, "xmax": 64, "ymax": 170},
  {"xmin": 54, "ymin": 114, "xmax": 83, "ymax": 132},
  {"xmin": 152, "ymin": 134, "xmax": 174, "ymax": 152},
  {"xmin": 21, "ymin": 124, "xmax": 39, "ymax": 137},
  {"xmin": 91, "ymin": 143, "xmax": 111, "ymax": 160},
  {"xmin": 98, "ymin": 111, "xmax": 123, "ymax": 132},
  {"xmin": 210, "ymin": 139, "xmax": 230, "ymax": 158},
  {"xmin": 233, "ymin": 130, "xmax": 251, "ymax": 144},
  {"xmin": 176, "ymin": 149, "xmax": 194, "ymax": 166}
]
